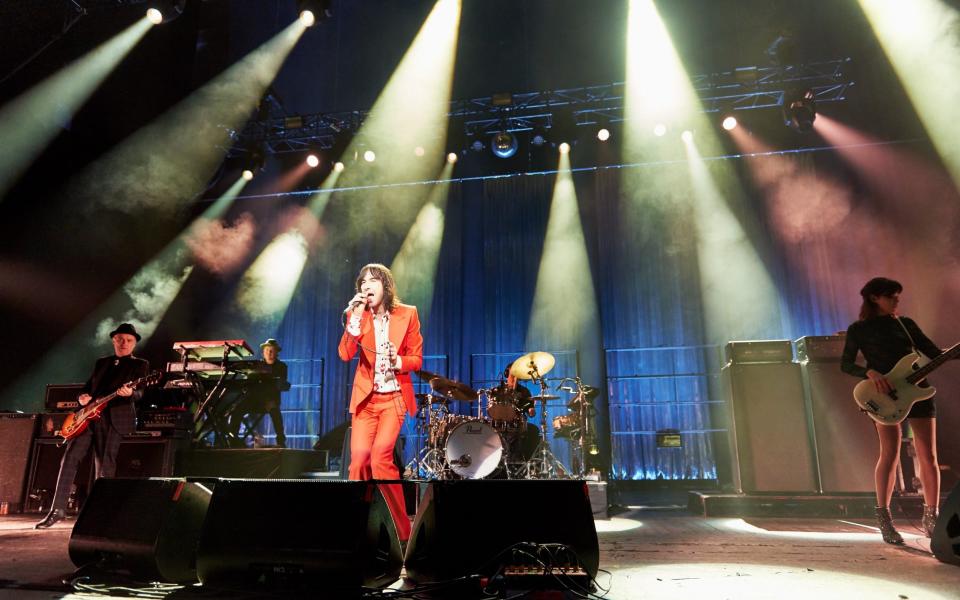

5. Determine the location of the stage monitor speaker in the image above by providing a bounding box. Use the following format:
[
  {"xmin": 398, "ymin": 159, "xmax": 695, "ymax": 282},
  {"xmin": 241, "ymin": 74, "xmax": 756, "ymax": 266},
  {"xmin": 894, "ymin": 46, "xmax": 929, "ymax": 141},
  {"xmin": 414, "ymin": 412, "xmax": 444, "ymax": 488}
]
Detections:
[
  {"xmin": 721, "ymin": 360, "xmax": 819, "ymax": 493},
  {"xmin": 175, "ymin": 448, "xmax": 328, "ymax": 478},
  {"xmin": 800, "ymin": 359, "xmax": 877, "ymax": 493},
  {"xmin": 404, "ymin": 480, "xmax": 599, "ymax": 584},
  {"xmin": 932, "ymin": 482, "xmax": 960, "ymax": 566},
  {"xmin": 196, "ymin": 479, "xmax": 402, "ymax": 590},
  {"xmin": 24, "ymin": 438, "xmax": 95, "ymax": 513},
  {"xmin": 0, "ymin": 413, "xmax": 37, "ymax": 509},
  {"xmin": 69, "ymin": 478, "xmax": 212, "ymax": 583}
]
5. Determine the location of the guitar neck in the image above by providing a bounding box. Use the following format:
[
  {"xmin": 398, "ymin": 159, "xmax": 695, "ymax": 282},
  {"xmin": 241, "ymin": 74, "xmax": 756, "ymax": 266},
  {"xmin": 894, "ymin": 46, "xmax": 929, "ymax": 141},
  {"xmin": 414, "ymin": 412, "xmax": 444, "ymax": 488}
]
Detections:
[{"xmin": 906, "ymin": 343, "xmax": 960, "ymax": 384}]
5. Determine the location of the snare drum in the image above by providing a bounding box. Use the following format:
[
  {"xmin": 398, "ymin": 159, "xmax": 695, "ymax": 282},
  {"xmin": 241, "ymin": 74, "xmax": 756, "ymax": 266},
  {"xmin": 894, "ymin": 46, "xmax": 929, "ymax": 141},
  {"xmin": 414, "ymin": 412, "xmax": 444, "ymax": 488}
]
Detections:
[{"xmin": 444, "ymin": 419, "xmax": 503, "ymax": 479}]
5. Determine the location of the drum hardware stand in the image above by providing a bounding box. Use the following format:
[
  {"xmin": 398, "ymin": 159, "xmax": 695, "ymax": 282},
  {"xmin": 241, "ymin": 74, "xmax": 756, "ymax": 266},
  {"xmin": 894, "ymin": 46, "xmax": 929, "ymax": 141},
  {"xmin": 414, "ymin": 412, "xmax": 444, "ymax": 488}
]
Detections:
[
  {"xmin": 560, "ymin": 376, "xmax": 598, "ymax": 479},
  {"xmin": 522, "ymin": 365, "xmax": 570, "ymax": 479},
  {"xmin": 404, "ymin": 393, "xmax": 446, "ymax": 479}
]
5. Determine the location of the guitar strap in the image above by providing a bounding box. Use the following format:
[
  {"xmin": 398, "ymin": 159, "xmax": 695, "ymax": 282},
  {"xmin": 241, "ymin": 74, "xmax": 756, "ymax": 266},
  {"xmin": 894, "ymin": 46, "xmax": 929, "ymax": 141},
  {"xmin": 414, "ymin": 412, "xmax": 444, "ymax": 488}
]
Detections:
[{"xmin": 895, "ymin": 316, "xmax": 929, "ymax": 362}]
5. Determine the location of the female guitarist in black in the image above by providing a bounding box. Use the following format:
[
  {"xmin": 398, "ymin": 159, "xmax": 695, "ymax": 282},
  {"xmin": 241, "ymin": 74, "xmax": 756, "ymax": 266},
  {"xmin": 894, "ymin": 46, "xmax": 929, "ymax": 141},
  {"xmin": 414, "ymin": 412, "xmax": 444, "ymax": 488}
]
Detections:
[
  {"xmin": 35, "ymin": 323, "xmax": 149, "ymax": 529},
  {"xmin": 841, "ymin": 277, "xmax": 942, "ymax": 544}
]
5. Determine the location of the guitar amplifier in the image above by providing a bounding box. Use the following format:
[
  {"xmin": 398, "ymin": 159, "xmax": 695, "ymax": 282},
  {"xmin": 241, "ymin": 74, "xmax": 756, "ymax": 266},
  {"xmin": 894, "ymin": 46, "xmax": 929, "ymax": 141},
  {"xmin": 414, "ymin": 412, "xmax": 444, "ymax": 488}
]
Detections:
[
  {"xmin": 45, "ymin": 383, "xmax": 84, "ymax": 411},
  {"xmin": 139, "ymin": 409, "xmax": 193, "ymax": 435},
  {"xmin": 795, "ymin": 335, "xmax": 846, "ymax": 363},
  {"xmin": 38, "ymin": 412, "xmax": 71, "ymax": 438},
  {"xmin": 724, "ymin": 340, "xmax": 793, "ymax": 364}
]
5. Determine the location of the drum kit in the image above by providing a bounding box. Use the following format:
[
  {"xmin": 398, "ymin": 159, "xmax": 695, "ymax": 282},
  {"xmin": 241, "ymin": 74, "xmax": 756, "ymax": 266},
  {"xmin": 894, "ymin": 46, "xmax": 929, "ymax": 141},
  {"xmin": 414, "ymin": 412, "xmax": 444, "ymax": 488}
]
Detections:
[{"xmin": 405, "ymin": 351, "xmax": 599, "ymax": 480}]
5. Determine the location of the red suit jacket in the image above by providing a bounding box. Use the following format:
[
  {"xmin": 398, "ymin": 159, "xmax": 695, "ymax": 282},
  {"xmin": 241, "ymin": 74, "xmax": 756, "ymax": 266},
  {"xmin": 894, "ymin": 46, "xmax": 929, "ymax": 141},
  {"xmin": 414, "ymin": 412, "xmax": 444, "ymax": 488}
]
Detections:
[{"xmin": 338, "ymin": 303, "xmax": 424, "ymax": 417}]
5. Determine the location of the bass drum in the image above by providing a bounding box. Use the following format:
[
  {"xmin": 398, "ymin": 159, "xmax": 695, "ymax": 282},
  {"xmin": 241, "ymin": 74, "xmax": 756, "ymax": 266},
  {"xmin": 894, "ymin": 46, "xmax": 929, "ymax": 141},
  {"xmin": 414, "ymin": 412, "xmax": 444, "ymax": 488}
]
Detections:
[{"xmin": 444, "ymin": 420, "xmax": 503, "ymax": 479}]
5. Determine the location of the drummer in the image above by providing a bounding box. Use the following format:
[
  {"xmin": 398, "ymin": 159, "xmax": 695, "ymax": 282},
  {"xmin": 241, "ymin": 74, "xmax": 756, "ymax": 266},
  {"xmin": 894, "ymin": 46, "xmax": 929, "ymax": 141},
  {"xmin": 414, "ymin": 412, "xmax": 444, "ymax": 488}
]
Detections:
[
  {"xmin": 492, "ymin": 364, "xmax": 535, "ymax": 417},
  {"xmin": 492, "ymin": 363, "xmax": 540, "ymax": 462}
]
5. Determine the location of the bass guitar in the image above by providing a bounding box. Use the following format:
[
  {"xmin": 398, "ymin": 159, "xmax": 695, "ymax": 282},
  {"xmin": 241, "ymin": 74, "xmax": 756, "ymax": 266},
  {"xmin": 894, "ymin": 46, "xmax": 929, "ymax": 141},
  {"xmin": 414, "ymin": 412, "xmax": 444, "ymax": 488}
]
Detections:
[
  {"xmin": 57, "ymin": 371, "xmax": 162, "ymax": 445},
  {"xmin": 854, "ymin": 342, "xmax": 960, "ymax": 424}
]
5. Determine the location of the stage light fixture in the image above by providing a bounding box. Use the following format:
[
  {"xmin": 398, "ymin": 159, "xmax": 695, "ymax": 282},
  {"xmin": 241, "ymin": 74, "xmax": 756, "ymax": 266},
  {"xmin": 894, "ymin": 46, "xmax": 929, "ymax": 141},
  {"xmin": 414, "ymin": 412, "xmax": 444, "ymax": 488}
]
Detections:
[
  {"xmin": 491, "ymin": 131, "xmax": 518, "ymax": 159},
  {"xmin": 306, "ymin": 153, "xmax": 320, "ymax": 168},
  {"xmin": 414, "ymin": 146, "xmax": 426, "ymax": 157},
  {"xmin": 531, "ymin": 133, "xmax": 547, "ymax": 147},
  {"xmin": 333, "ymin": 161, "xmax": 345, "ymax": 172},
  {"xmin": 681, "ymin": 130, "xmax": 693, "ymax": 143},
  {"xmin": 238, "ymin": 145, "xmax": 265, "ymax": 181},
  {"xmin": 784, "ymin": 89, "xmax": 817, "ymax": 132},
  {"xmin": 469, "ymin": 139, "xmax": 484, "ymax": 152},
  {"xmin": 597, "ymin": 128, "xmax": 611, "ymax": 141},
  {"xmin": 722, "ymin": 116, "xmax": 738, "ymax": 131},
  {"xmin": 145, "ymin": 0, "xmax": 186, "ymax": 24},
  {"xmin": 446, "ymin": 152, "xmax": 458, "ymax": 164},
  {"xmin": 653, "ymin": 123, "xmax": 667, "ymax": 137},
  {"xmin": 558, "ymin": 142, "xmax": 571, "ymax": 154},
  {"xmin": 296, "ymin": 0, "xmax": 332, "ymax": 27},
  {"xmin": 363, "ymin": 150, "xmax": 376, "ymax": 162}
]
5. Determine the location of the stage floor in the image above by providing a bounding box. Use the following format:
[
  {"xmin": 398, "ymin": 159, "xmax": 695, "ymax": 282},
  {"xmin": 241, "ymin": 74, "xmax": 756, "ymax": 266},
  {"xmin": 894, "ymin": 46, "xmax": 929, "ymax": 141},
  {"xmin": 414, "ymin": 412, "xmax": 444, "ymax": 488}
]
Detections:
[{"xmin": 1, "ymin": 505, "xmax": 958, "ymax": 599}]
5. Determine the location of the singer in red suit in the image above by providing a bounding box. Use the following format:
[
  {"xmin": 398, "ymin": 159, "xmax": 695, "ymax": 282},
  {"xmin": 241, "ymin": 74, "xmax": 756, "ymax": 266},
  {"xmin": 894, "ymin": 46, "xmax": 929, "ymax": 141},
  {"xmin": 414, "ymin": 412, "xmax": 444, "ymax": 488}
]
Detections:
[{"xmin": 339, "ymin": 263, "xmax": 422, "ymax": 540}]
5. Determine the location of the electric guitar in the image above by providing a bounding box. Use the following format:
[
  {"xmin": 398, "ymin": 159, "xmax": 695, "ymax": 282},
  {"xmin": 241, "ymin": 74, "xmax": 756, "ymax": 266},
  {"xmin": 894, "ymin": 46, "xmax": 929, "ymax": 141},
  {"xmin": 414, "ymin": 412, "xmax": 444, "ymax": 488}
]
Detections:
[
  {"xmin": 57, "ymin": 371, "xmax": 162, "ymax": 445},
  {"xmin": 854, "ymin": 343, "xmax": 960, "ymax": 424}
]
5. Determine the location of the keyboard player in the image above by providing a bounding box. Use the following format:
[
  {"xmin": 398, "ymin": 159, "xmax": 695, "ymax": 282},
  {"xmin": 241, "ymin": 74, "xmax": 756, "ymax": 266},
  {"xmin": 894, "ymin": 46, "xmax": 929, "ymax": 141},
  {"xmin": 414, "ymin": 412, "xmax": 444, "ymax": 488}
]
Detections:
[{"xmin": 227, "ymin": 338, "xmax": 291, "ymax": 448}]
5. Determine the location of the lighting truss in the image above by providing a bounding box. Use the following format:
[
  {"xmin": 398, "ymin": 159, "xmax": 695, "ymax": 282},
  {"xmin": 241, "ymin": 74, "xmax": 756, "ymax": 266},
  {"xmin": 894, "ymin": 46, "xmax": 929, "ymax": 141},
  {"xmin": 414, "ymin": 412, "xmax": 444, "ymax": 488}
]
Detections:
[{"xmin": 235, "ymin": 58, "xmax": 853, "ymax": 155}]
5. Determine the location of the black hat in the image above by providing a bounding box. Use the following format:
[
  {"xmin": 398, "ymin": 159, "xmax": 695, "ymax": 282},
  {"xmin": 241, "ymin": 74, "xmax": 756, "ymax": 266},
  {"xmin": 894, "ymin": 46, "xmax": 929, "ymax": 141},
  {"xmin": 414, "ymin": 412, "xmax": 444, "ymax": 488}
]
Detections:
[
  {"xmin": 109, "ymin": 323, "xmax": 141, "ymax": 342},
  {"xmin": 260, "ymin": 338, "xmax": 281, "ymax": 351},
  {"xmin": 860, "ymin": 277, "xmax": 902, "ymax": 299}
]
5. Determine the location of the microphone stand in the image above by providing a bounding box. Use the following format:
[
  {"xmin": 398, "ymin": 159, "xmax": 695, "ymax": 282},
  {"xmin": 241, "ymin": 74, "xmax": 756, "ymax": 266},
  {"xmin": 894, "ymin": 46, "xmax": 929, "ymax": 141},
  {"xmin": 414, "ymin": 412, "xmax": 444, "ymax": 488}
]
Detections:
[{"xmin": 521, "ymin": 362, "xmax": 571, "ymax": 480}]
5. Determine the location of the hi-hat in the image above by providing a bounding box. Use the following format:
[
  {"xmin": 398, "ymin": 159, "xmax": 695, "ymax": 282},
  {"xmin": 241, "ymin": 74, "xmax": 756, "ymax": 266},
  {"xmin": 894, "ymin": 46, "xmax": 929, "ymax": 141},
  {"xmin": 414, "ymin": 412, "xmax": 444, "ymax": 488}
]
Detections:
[
  {"xmin": 509, "ymin": 351, "xmax": 556, "ymax": 380},
  {"xmin": 429, "ymin": 375, "xmax": 477, "ymax": 402}
]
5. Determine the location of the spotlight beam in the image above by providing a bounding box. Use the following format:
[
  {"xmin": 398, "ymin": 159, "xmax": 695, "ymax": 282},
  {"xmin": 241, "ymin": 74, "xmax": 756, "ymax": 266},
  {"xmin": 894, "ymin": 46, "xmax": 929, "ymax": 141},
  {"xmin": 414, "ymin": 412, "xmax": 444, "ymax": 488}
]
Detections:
[
  {"xmin": 64, "ymin": 19, "xmax": 308, "ymax": 217},
  {"xmin": 0, "ymin": 17, "xmax": 153, "ymax": 198},
  {"xmin": 390, "ymin": 162, "xmax": 454, "ymax": 324},
  {"xmin": 858, "ymin": 0, "xmax": 960, "ymax": 187}
]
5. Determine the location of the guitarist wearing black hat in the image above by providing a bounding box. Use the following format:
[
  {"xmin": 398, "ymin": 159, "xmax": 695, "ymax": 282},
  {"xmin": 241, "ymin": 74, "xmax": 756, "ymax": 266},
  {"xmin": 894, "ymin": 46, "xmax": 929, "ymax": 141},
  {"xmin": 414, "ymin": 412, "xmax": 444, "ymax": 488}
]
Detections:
[{"xmin": 35, "ymin": 323, "xmax": 150, "ymax": 529}]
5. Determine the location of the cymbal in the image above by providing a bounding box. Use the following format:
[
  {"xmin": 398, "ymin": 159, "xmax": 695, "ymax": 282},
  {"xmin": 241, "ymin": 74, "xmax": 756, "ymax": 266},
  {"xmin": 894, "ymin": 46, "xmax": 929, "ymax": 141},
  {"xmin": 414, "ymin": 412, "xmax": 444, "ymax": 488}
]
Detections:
[
  {"xmin": 532, "ymin": 394, "xmax": 560, "ymax": 401},
  {"xmin": 509, "ymin": 351, "xmax": 556, "ymax": 380},
  {"xmin": 429, "ymin": 376, "xmax": 477, "ymax": 402},
  {"xmin": 416, "ymin": 369, "xmax": 442, "ymax": 382}
]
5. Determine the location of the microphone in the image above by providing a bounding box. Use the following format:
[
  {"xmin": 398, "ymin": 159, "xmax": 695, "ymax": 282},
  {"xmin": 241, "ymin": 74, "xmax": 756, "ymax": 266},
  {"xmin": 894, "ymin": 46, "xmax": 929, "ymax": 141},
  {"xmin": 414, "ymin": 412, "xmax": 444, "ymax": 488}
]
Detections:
[{"xmin": 343, "ymin": 294, "xmax": 372, "ymax": 315}]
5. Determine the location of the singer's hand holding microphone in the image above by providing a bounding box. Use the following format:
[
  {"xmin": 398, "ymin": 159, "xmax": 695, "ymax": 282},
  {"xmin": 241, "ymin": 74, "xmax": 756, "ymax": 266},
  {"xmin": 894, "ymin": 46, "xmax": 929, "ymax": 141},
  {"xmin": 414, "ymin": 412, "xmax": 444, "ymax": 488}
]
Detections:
[{"xmin": 345, "ymin": 292, "xmax": 369, "ymax": 317}]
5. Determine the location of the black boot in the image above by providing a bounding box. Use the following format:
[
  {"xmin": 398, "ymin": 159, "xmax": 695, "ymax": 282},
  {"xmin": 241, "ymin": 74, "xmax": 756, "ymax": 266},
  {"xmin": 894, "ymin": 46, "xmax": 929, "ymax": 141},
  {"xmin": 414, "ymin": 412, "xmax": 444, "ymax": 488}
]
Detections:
[
  {"xmin": 34, "ymin": 508, "xmax": 65, "ymax": 529},
  {"xmin": 875, "ymin": 506, "xmax": 904, "ymax": 545},
  {"xmin": 922, "ymin": 504, "xmax": 939, "ymax": 538}
]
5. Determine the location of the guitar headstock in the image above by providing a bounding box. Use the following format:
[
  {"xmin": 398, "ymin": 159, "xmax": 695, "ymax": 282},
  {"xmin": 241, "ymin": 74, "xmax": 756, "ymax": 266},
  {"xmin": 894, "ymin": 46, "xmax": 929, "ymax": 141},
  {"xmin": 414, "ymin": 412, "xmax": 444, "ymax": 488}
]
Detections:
[{"xmin": 132, "ymin": 371, "xmax": 163, "ymax": 389}]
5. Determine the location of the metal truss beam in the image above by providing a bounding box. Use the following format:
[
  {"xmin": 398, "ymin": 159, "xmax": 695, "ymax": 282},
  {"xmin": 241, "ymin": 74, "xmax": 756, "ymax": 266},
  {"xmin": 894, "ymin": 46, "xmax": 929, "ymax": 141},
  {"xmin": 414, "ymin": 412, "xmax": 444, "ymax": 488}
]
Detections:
[{"xmin": 237, "ymin": 58, "xmax": 853, "ymax": 155}]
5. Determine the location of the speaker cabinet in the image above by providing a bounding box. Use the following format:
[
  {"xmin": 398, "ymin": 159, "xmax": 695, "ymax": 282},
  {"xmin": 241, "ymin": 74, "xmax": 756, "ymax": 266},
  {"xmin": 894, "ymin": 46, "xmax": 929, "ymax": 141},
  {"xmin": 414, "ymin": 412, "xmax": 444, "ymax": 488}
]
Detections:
[
  {"xmin": 404, "ymin": 480, "xmax": 599, "ymax": 584},
  {"xmin": 800, "ymin": 359, "xmax": 877, "ymax": 493},
  {"xmin": 116, "ymin": 437, "xmax": 183, "ymax": 478},
  {"xmin": 196, "ymin": 480, "xmax": 402, "ymax": 590},
  {"xmin": 69, "ymin": 478, "xmax": 212, "ymax": 583},
  {"xmin": 24, "ymin": 438, "xmax": 95, "ymax": 513},
  {"xmin": 721, "ymin": 360, "xmax": 819, "ymax": 493},
  {"xmin": 932, "ymin": 482, "xmax": 960, "ymax": 566},
  {"xmin": 0, "ymin": 413, "xmax": 37, "ymax": 509}
]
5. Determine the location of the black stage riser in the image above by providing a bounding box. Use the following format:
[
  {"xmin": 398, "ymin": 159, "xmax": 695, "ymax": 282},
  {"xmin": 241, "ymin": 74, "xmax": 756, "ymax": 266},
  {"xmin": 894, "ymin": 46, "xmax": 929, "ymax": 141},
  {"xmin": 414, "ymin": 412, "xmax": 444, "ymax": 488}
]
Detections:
[
  {"xmin": 404, "ymin": 480, "xmax": 599, "ymax": 584},
  {"xmin": 69, "ymin": 478, "xmax": 212, "ymax": 583},
  {"xmin": 176, "ymin": 448, "xmax": 328, "ymax": 478},
  {"xmin": 196, "ymin": 479, "xmax": 402, "ymax": 590}
]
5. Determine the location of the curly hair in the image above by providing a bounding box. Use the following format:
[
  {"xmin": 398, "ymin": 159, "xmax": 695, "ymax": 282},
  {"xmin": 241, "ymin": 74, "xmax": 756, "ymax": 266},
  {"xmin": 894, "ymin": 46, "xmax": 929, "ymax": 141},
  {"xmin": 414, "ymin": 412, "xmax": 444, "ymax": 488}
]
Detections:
[{"xmin": 356, "ymin": 263, "xmax": 401, "ymax": 311}]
